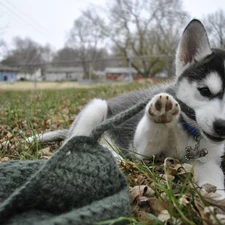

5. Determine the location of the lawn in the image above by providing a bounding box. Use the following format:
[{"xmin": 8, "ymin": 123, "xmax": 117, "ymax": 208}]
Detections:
[
  {"xmin": 0, "ymin": 82, "xmax": 151, "ymax": 160},
  {"xmin": 0, "ymin": 81, "xmax": 225, "ymax": 224}
]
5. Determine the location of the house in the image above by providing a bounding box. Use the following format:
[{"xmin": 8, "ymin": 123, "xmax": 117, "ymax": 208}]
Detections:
[
  {"xmin": 0, "ymin": 65, "xmax": 19, "ymax": 82},
  {"xmin": 17, "ymin": 68, "xmax": 43, "ymax": 81},
  {"xmin": 44, "ymin": 67, "xmax": 83, "ymax": 81},
  {"xmin": 104, "ymin": 67, "xmax": 142, "ymax": 81},
  {"xmin": 94, "ymin": 70, "xmax": 105, "ymax": 80}
]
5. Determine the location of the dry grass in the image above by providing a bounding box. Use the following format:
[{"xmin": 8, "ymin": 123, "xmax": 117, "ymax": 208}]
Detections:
[{"xmin": 0, "ymin": 81, "xmax": 147, "ymax": 91}]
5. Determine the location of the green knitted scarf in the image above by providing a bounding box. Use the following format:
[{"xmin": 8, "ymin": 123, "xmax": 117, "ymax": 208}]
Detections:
[{"xmin": 0, "ymin": 98, "xmax": 150, "ymax": 225}]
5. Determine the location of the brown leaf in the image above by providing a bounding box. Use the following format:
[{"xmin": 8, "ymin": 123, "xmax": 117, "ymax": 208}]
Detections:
[
  {"xmin": 200, "ymin": 190, "xmax": 225, "ymax": 212},
  {"xmin": 130, "ymin": 185, "xmax": 156, "ymax": 218},
  {"xmin": 195, "ymin": 204, "xmax": 218, "ymax": 225},
  {"xmin": 158, "ymin": 210, "xmax": 183, "ymax": 225},
  {"xmin": 148, "ymin": 198, "xmax": 168, "ymax": 216},
  {"xmin": 201, "ymin": 183, "xmax": 217, "ymax": 193},
  {"xmin": 195, "ymin": 200, "xmax": 208, "ymax": 223},
  {"xmin": 160, "ymin": 192, "xmax": 169, "ymax": 202},
  {"xmin": 160, "ymin": 174, "xmax": 175, "ymax": 181},
  {"xmin": 158, "ymin": 209, "xmax": 170, "ymax": 222},
  {"xmin": 179, "ymin": 195, "xmax": 190, "ymax": 206},
  {"xmin": 210, "ymin": 214, "xmax": 225, "ymax": 224},
  {"xmin": 130, "ymin": 185, "xmax": 155, "ymax": 203},
  {"xmin": 163, "ymin": 158, "xmax": 194, "ymax": 181},
  {"xmin": 1, "ymin": 157, "xmax": 9, "ymax": 162},
  {"xmin": 39, "ymin": 147, "xmax": 52, "ymax": 157},
  {"xmin": 6, "ymin": 131, "xmax": 13, "ymax": 139},
  {"xmin": 175, "ymin": 163, "xmax": 193, "ymax": 175},
  {"xmin": 135, "ymin": 174, "xmax": 147, "ymax": 185}
]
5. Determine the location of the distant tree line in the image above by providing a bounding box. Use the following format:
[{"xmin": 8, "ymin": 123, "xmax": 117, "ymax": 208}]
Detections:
[{"xmin": 1, "ymin": 0, "xmax": 225, "ymax": 79}]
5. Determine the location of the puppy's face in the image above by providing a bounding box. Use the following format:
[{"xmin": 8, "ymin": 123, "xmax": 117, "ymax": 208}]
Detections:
[
  {"xmin": 177, "ymin": 49, "xmax": 225, "ymax": 142},
  {"xmin": 175, "ymin": 19, "xmax": 225, "ymax": 142}
]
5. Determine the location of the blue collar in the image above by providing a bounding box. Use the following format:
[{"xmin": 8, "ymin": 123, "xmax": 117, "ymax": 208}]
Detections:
[{"xmin": 180, "ymin": 116, "xmax": 200, "ymax": 138}]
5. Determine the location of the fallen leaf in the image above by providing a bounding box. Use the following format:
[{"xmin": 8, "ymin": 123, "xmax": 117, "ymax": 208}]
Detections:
[
  {"xmin": 6, "ymin": 131, "xmax": 13, "ymax": 139},
  {"xmin": 210, "ymin": 214, "xmax": 225, "ymax": 224},
  {"xmin": 1, "ymin": 157, "xmax": 9, "ymax": 162},
  {"xmin": 160, "ymin": 174, "xmax": 175, "ymax": 181},
  {"xmin": 195, "ymin": 200, "xmax": 209, "ymax": 224},
  {"xmin": 148, "ymin": 198, "xmax": 168, "ymax": 216},
  {"xmin": 202, "ymin": 183, "xmax": 217, "ymax": 193},
  {"xmin": 200, "ymin": 190, "xmax": 225, "ymax": 212},
  {"xmin": 175, "ymin": 163, "xmax": 193, "ymax": 175},
  {"xmin": 179, "ymin": 195, "xmax": 190, "ymax": 206},
  {"xmin": 130, "ymin": 185, "xmax": 155, "ymax": 203},
  {"xmin": 39, "ymin": 146, "xmax": 52, "ymax": 156},
  {"xmin": 158, "ymin": 209, "xmax": 170, "ymax": 222}
]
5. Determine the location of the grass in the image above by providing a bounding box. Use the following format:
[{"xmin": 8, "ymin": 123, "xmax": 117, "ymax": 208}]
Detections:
[
  {"xmin": 0, "ymin": 82, "xmax": 150, "ymax": 160},
  {"xmin": 0, "ymin": 81, "xmax": 225, "ymax": 224}
]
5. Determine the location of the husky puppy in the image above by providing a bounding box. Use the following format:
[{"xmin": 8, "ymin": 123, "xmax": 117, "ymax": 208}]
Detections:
[{"xmin": 30, "ymin": 20, "xmax": 225, "ymax": 197}]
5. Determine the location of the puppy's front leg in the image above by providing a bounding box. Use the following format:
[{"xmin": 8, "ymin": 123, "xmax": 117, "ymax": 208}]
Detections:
[
  {"xmin": 134, "ymin": 93, "xmax": 180, "ymax": 159},
  {"xmin": 195, "ymin": 160, "xmax": 225, "ymax": 198}
]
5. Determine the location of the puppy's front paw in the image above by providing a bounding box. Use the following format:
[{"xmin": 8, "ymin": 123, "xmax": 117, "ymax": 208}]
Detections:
[{"xmin": 147, "ymin": 93, "xmax": 180, "ymax": 123}]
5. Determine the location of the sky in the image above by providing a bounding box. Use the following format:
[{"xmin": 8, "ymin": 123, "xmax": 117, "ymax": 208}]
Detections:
[{"xmin": 0, "ymin": 0, "xmax": 224, "ymax": 52}]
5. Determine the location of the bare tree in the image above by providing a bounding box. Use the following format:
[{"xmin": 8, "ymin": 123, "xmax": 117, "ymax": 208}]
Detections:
[
  {"xmin": 67, "ymin": 15, "xmax": 106, "ymax": 79},
  {"xmin": 0, "ymin": 40, "xmax": 8, "ymax": 60},
  {"xmin": 152, "ymin": 1, "xmax": 190, "ymax": 76},
  {"xmin": 84, "ymin": 0, "xmax": 189, "ymax": 78},
  {"xmin": 39, "ymin": 44, "xmax": 54, "ymax": 75},
  {"xmin": 203, "ymin": 10, "xmax": 225, "ymax": 48},
  {"xmin": 52, "ymin": 47, "xmax": 77, "ymax": 67},
  {"xmin": 1, "ymin": 37, "xmax": 52, "ymax": 75},
  {"xmin": 41, "ymin": 44, "xmax": 53, "ymax": 64}
]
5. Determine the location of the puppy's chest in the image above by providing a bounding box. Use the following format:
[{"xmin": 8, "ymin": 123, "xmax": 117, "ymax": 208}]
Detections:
[
  {"xmin": 155, "ymin": 130, "xmax": 222, "ymax": 162},
  {"xmin": 149, "ymin": 126, "xmax": 194, "ymax": 159}
]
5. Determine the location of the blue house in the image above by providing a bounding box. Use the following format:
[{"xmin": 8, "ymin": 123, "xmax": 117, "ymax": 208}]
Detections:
[{"xmin": 0, "ymin": 65, "xmax": 19, "ymax": 82}]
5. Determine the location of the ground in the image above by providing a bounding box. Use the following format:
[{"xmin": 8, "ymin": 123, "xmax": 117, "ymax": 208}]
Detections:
[{"xmin": 0, "ymin": 80, "xmax": 225, "ymax": 224}]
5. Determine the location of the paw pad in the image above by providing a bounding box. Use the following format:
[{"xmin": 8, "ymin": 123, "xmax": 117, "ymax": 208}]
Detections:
[{"xmin": 148, "ymin": 94, "xmax": 180, "ymax": 123}]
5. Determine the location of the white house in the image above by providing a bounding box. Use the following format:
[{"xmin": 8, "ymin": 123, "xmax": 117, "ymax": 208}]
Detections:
[
  {"xmin": 17, "ymin": 68, "xmax": 42, "ymax": 81},
  {"xmin": 44, "ymin": 67, "xmax": 83, "ymax": 81}
]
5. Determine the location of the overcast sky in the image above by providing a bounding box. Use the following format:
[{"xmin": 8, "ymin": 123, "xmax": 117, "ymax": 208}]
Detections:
[{"xmin": 0, "ymin": 0, "xmax": 224, "ymax": 51}]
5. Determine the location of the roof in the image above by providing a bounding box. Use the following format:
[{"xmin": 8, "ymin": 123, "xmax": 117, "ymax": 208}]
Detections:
[
  {"xmin": 0, "ymin": 65, "xmax": 20, "ymax": 72},
  {"xmin": 46, "ymin": 67, "xmax": 83, "ymax": 73},
  {"xmin": 104, "ymin": 67, "xmax": 137, "ymax": 74}
]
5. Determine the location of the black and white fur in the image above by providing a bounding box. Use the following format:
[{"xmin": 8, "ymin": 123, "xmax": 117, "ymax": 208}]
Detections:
[{"xmin": 28, "ymin": 20, "xmax": 225, "ymax": 197}]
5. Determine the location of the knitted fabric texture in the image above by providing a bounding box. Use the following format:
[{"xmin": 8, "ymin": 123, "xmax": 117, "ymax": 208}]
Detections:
[
  {"xmin": 0, "ymin": 97, "xmax": 155, "ymax": 225},
  {"xmin": 0, "ymin": 137, "xmax": 131, "ymax": 225}
]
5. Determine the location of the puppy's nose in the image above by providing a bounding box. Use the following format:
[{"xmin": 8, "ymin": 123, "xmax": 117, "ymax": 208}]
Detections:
[{"xmin": 213, "ymin": 119, "xmax": 225, "ymax": 136}]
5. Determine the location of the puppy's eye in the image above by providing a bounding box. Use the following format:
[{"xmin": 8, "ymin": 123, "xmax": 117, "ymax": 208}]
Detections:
[{"xmin": 198, "ymin": 87, "xmax": 212, "ymax": 97}]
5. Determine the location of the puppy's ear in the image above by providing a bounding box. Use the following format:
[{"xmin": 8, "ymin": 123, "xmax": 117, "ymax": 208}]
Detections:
[{"xmin": 175, "ymin": 19, "xmax": 212, "ymax": 77}]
